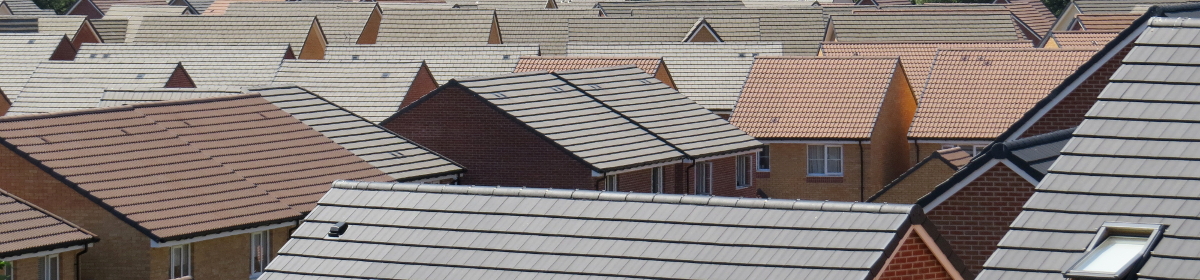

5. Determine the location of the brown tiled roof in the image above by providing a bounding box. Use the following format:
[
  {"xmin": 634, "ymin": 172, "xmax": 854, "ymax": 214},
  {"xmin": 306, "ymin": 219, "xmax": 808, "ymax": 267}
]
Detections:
[
  {"xmin": 1075, "ymin": 13, "xmax": 1141, "ymax": 31},
  {"xmin": 1046, "ymin": 31, "xmax": 1119, "ymax": 49},
  {"xmin": 819, "ymin": 41, "xmax": 1033, "ymax": 97},
  {"xmin": 0, "ymin": 189, "xmax": 98, "ymax": 259},
  {"xmin": 134, "ymin": 94, "xmax": 393, "ymax": 212},
  {"xmin": 908, "ymin": 49, "xmax": 1095, "ymax": 139},
  {"xmin": 1005, "ymin": 0, "xmax": 1055, "ymax": 38},
  {"xmin": 513, "ymin": 56, "xmax": 662, "ymax": 75},
  {"xmin": 730, "ymin": 57, "xmax": 902, "ymax": 139},
  {"xmin": 0, "ymin": 104, "xmax": 303, "ymax": 241},
  {"xmin": 936, "ymin": 147, "xmax": 972, "ymax": 168},
  {"xmin": 867, "ymin": 146, "xmax": 971, "ymax": 204}
]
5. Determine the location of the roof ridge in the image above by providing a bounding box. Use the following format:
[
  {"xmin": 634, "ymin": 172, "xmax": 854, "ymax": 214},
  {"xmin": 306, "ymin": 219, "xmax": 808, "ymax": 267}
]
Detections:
[
  {"xmin": 332, "ymin": 180, "xmax": 917, "ymax": 213},
  {"xmin": 0, "ymin": 105, "xmax": 135, "ymax": 122},
  {"xmin": 127, "ymin": 92, "xmax": 261, "ymax": 108},
  {"xmin": 1001, "ymin": 126, "xmax": 1075, "ymax": 150}
]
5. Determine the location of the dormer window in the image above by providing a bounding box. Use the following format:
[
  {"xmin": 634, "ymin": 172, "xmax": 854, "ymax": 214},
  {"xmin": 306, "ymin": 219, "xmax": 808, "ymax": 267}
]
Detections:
[{"xmin": 1063, "ymin": 222, "xmax": 1166, "ymax": 279}]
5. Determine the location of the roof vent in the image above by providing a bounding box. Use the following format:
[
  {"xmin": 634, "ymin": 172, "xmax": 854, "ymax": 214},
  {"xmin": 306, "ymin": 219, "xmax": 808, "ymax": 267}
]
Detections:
[
  {"xmin": 738, "ymin": 53, "xmax": 746, "ymax": 57},
  {"xmin": 389, "ymin": 151, "xmax": 404, "ymax": 158},
  {"xmin": 136, "ymin": 74, "xmax": 145, "ymax": 79},
  {"xmin": 381, "ymin": 73, "xmax": 390, "ymax": 78},
  {"xmin": 351, "ymin": 55, "xmax": 360, "ymax": 60},
  {"xmin": 89, "ymin": 54, "xmax": 97, "ymax": 58},
  {"xmin": 503, "ymin": 55, "xmax": 511, "ymax": 59},
  {"xmin": 27, "ymin": 39, "xmax": 34, "ymax": 44},
  {"xmin": 327, "ymin": 222, "xmax": 348, "ymax": 238},
  {"xmin": 103, "ymin": 54, "xmax": 110, "ymax": 58}
]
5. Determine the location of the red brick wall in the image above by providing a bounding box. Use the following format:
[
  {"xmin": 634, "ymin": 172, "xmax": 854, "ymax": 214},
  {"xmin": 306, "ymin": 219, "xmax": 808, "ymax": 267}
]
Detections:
[
  {"xmin": 616, "ymin": 167, "xmax": 653, "ymax": 193},
  {"xmin": 708, "ymin": 156, "xmax": 758, "ymax": 198},
  {"xmin": 383, "ymin": 85, "xmax": 595, "ymax": 189},
  {"xmin": 926, "ymin": 164, "xmax": 1036, "ymax": 274},
  {"xmin": 1021, "ymin": 45, "xmax": 1130, "ymax": 138},
  {"xmin": 877, "ymin": 232, "xmax": 954, "ymax": 280}
]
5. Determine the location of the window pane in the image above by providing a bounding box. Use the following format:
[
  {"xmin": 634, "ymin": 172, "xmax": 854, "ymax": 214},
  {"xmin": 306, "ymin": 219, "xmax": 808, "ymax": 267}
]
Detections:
[
  {"xmin": 48, "ymin": 256, "xmax": 57, "ymax": 280},
  {"xmin": 1075, "ymin": 236, "xmax": 1149, "ymax": 273},
  {"xmin": 182, "ymin": 244, "xmax": 191, "ymax": 276},
  {"xmin": 827, "ymin": 146, "xmax": 842, "ymax": 160},
  {"xmin": 808, "ymin": 145, "xmax": 825, "ymax": 174},
  {"xmin": 171, "ymin": 247, "xmax": 180, "ymax": 277},
  {"xmin": 758, "ymin": 147, "xmax": 770, "ymax": 170},
  {"xmin": 651, "ymin": 167, "xmax": 662, "ymax": 193}
]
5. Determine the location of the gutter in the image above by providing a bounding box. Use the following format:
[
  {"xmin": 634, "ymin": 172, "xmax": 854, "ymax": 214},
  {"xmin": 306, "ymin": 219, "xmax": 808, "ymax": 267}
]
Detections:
[
  {"xmin": 858, "ymin": 140, "xmax": 865, "ymax": 202},
  {"xmin": 74, "ymin": 246, "xmax": 87, "ymax": 280}
]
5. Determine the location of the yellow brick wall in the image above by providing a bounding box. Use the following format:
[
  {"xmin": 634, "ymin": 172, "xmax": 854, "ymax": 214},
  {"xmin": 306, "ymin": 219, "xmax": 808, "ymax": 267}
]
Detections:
[
  {"xmin": 872, "ymin": 159, "xmax": 959, "ymax": 204},
  {"xmin": 7, "ymin": 250, "xmax": 79, "ymax": 280},
  {"xmin": 150, "ymin": 226, "xmax": 294, "ymax": 280},
  {"xmin": 756, "ymin": 143, "xmax": 869, "ymax": 201}
]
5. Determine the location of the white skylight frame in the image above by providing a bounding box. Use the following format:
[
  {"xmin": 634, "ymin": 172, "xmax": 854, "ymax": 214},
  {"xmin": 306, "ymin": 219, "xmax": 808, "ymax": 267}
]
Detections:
[{"xmin": 1063, "ymin": 222, "xmax": 1166, "ymax": 279}]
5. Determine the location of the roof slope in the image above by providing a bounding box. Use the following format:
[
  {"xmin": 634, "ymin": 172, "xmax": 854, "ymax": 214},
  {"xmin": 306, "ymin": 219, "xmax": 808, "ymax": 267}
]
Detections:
[
  {"xmin": 90, "ymin": 18, "xmax": 128, "ymax": 42},
  {"xmin": 324, "ymin": 43, "xmax": 539, "ymax": 82},
  {"xmin": 271, "ymin": 59, "xmax": 425, "ymax": 123},
  {"xmin": 620, "ymin": 8, "xmax": 826, "ymax": 55},
  {"xmin": 0, "ymin": 103, "xmax": 302, "ymax": 242},
  {"xmin": 445, "ymin": 71, "xmax": 685, "ymax": 171},
  {"xmin": 978, "ymin": 16, "xmax": 1200, "ymax": 280},
  {"xmin": 0, "ymin": 15, "xmax": 88, "ymax": 39},
  {"xmin": 1, "ymin": 0, "xmax": 56, "ymax": 15},
  {"xmin": 731, "ymin": 57, "xmax": 902, "ymax": 139},
  {"xmin": 1072, "ymin": 0, "xmax": 1193, "ymax": 13},
  {"xmin": 0, "ymin": 189, "xmax": 98, "ymax": 259},
  {"xmin": 201, "ymin": 0, "xmax": 285, "ymax": 15},
  {"xmin": 555, "ymin": 65, "xmax": 763, "ymax": 158},
  {"xmin": 908, "ymin": 49, "xmax": 1094, "ymax": 140},
  {"xmin": 127, "ymin": 16, "xmax": 318, "ymax": 52},
  {"xmin": 7, "ymin": 62, "xmax": 187, "ymax": 115},
  {"xmin": 568, "ymin": 42, "xmax": 784, "ymax": 111},
  {"xmin": 567, "ymin": 17, "xmax": 760, "ymax": 43},
  {"xmin": 1075, "ymin": 13, "xmax": 1141, "ymax": 31},
  {"xmin": 0, "ymin": 34, "xmax": 70, "ymax": 100},
  {"xmin": 222, "ymin": 2, "xmax": 376, "ymax": 43},
  {"xmin": 261, "ymin": 180, "xmax": 932, "ymax": 279},
  {"xmin": 446, "ymin": 0, "xmax": 550, "ymax": 9},
  {"xmin": 515, "ymin": 56, "xmax": 663, "ymax": 74},
  {"xmin": 376, "ymin": 9, "xmax": 495, "ymax": 44},
  {"xmin": 595, "ymin": 0, "xmax": 746, "ymax": 16},
  {"xmin": 494, "ymin": 9, "xmax": 597, "ymax": 56},
  {"xmin": 73, "ymin": 43, "xmax": 291, "ymax": 86},
  {"xmin": 103, "ymin": 4, "xmax": 188, "ymax": 16},
  {"xmin": 828, "ymin": 13, "xmax": 1024, "ymax": 42},
  {"xmin": 819, "ymin": 41, "xmax": 1033, "ymax": 98},
  {"xmin": 1046, "ymin": 30, "xmax": 1119, "ymax": 49},
  {"xmin": 1006, "ymin": 0, "xmax": 1056, "ymax": 37}
]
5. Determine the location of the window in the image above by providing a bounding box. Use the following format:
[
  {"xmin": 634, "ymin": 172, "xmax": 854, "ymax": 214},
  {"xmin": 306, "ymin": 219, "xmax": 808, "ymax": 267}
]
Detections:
[
  {"xmin": 941, "ymin": 144, "xmax": 986, "ymax": 156},
  {"xmin": 3, "ymin": 260, "xmax": 11, "ymax": 279},
  {"xmin": 251, "ymin": 231, "xmax": 271, "ymax": 278},
  {"xmin": 807, "ymin": 145, "xmax": 843, "ymax": 176},
  {"xmin": 695, "ymin": 162, "xmax": 712, "ymax": 195},
  {"xmin": 757, "ymin": 146, "xmax": 770, "ymax": 171},
  {"xmin": 1063, "ymin": 222, "xmax": 1165, "ymax": 279},
  {"xmin": 604, "ymin": 175, "xmax": 618, "ymax": 191},
  {"xmin": 39, "ymin": 254, "xmax": 58, "ymax": 280},
  {"xmin": 736, "ymin": 155, "xmax": 752, "ymax": 189},
  {"xmin": 650, "ymin": 167, "xmax": 664, "ymax": 194},
  {"xmin": 170, "ymin": 244, "xmax": 192, "ymax": 279}
]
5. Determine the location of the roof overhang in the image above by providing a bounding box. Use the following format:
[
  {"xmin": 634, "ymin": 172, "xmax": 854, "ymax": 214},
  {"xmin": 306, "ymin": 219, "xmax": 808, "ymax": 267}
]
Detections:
[
  {"xmin": 0, "ymin": 244, "xmax": 91, "ymax": 262},
  {"xmin": 151, "ymin": 221, "xmax": 295, "ymax": 248}
]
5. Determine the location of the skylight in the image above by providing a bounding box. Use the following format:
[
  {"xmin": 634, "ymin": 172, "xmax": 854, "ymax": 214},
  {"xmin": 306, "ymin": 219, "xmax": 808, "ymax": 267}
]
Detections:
[{"xmin": 1063, "ymin": 222, "xmax": 1165, "ymax": 279}]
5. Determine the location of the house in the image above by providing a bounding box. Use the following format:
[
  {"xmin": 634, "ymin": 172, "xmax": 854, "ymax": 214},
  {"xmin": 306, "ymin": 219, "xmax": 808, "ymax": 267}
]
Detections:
[
  {"xmin": 907, "ymin": 49, "xmax": 1094, "ymax": 161},
  {"xmin": 592, "ymin": 1, "xmax": 746, "ymax": 16},
  {"xmin": 271, "ymin": 59, "xmax": 439, "ymax": 123},
  {"xmin": 514, "ymin": 56, "xmax": 677, "ymax": 89},
  {"xmin": 6, "ymin": 62, "xmax": 195, "ymax": 115},
  {"xmin": 362, "ymin": 9, "xmax": 501, "ymax": 44},
  {"xmin": 730, "ymin": 57, "xmax": 916, "ymax": 201},
  {"xmin": 566, "ymin": 17, "xmax": 760, "ymax": 43},
  {"xmin": 385, "ymin": 66, "xmax": 762, "ymax": 196},
  {"xmin": 868, "ymin": 147, "xmax": 972, "ymax": 204},
  {"xmin": 0, "ymin": 189, "xmax": 98, "ymax": 280},
  {"xmin": 818, "ymin": 41, "xmax": 1033, "ymax": 99},
  {"xmin": 611, "ymin": 8, "xmax": 826, "ymax": 55},
  {"xmin": 825, "ymin": 13, "xmax": 1028, "ymax": 43},
  {"xmin": 567, "ymin": 42, "xmax": 784, "ymax": 116},
  {"xmin": 493, "ymin": 9, "xmax": 597, "ymax": 55},
  {"xmin": 74, "ymin": 43, "xmax": 295, "ymax": 86},
  {"xmin": 0, "ymin": 34, "xmax": 78, "ymax": 100},
  {"xmin": 0, "ymin": 0, "xmax": 55, "ymax": 15},
  {"xmin": 980, "ymin": 7, "xmax": 1200, "ymax": 279},
  {"xmin": 201, "ymin": 0, "xmax": 284, "ymax": 15},
  {"xmin": 1003, "ymin": 0, "xmax": 1057, "ymax": 38},
  {"xmin": 65, "ymin": 0, "xmax": 197, "ymax": 19},
  {"xmin": 222, "ymin": 2, "xmax": 380, "ymax": 44},
  {"xmin": 1070, "ymin": 12, "xmax": 1142, "ymax": 31},
  {"xmin": 446, "ymin": 0, "xmax": 557, "ymax": 9},
  {"xmin": 126, "ymin": 15, "xmax": 327, "ymax": 59},
  {"xmin": 1041, "ymin": 30, "xmax": 1120, "ymax": 49},
  {"xmin": 323, "ymin": 43, "xmax": 539, "ymax": 82},
  {"xmin": 855, "ymin": 0, "xmax": 911, "ymax": 6},
  {"xmin": 0, "ymin": 15, "xmax": 101, "ymax": 47},
  {"xmin": 259, "ymin": 180, "xmax": 970, "ymax": 279},
  {"xmin": 1048, "ymin": 0, "xmax": 1191, "ymax": 32}
]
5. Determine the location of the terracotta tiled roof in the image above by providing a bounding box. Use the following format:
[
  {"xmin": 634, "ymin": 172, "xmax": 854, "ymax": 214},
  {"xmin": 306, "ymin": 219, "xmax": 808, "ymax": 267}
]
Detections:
[
  {"xmin": 908, "ymin": 49, "xmax": 1095, "ymax": 140},
  {"xmin": 1046, "ymin": 31, "xmax": 1119, "ymax": 49},
  {"xmin": 730, "ymin": 57, "xmax": 902, "ymax": 139},
  {"xmin": 1005, "ymin": 0, "xmax": 1055, "ymax": 38},
  {"xmin": 819, "ymin": 41, "xmax": 1033, "ymax": 98},
  {"xmin": 937, "ymin": 147, "xmax": 973, "ymax": 168},
  {"xmin": 0, "ymin": 189, "xmax": 98, "ymax": 259},
  {"xmin": 1075, "ymin": 13, "xmax": 1141, "ymax": 31},
  {"xmin": 514, "ymin": 56, "xmax": 663, "ymax": 74}
]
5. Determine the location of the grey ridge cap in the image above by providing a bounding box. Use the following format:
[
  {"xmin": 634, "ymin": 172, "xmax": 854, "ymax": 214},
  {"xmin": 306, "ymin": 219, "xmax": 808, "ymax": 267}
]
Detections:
[
  {"xmin": 1149, "ymin": 16, "xmax": 1200, "ymax": 26},
  {"xmin": 330, "ymin": 179, "xmax": 916, "ymax": 213}
]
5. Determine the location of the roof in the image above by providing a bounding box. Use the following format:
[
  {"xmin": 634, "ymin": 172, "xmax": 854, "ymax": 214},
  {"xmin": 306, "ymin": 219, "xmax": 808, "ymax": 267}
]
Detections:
[
  {"xmin": 1074, "ymin": 13, "xmax": 1141, "ymax": 31},
  {"xmin": 819, "ymin": 41, "xmax": 1034, "ymax": 98},
  {"xmin": 271, "ymin": 59, "xmax": 426, "ymax": 123},
  {"xmin": 870, "ymin": 147, "xmax": 973, "ymax": 204},
  {"xmin": 260, "ymin": 180, "xmax": 933, "ymax": 280},
  {"xmin": 426, "ymin": 72, "xmax": 686, "ymax": 172},
  {"xmin": 494, "ymin": 9, "xmax": 597, "ymax": 56},
  {"xmin": 568, "ymin": 42, "xmax": 785, "ymax": 111},
  {"xmin": 127, "ymin": 16, "xmax": 319, "ymax": 53},
  {"xmin": 1046, "ymin": 30, "xmax": 1119, "ymax": 49},
  {"xmin": 1072, "ymin": 0, "xmax": 1193, "ymax": 13},
  {"xmin": 0, "ymin": 189, "xmax": 98, "ymax": 259},
  {"xmin": 730, "ymin": 57, "xmax": 903, "ymax": 139},
  {"xmin": 7, "ymin": 62, "xmax": 190, "ymax": 115},
  {"xmin": 908, "ymin": 49, "xmax": 1095, "ymax": 140},
  {"xmin": 566, "ymin": 17, "xmax": 760, "ymax": 43},
  {"xmin": 595, "ymin": 0, "xmax": 746, "ymax": 16},
  {"xmin": 90, "ymin": 18, "xmax": 128, "ymax": 42},
  {"xmin": 0, "ymin": 15, "xmax": 39, "ymax": 33},
  {"xmin": 1005, "ymin": 0, "xmax": 1056, "ymax": 37},
  {"xmin": 222, "ymin": 2, "xmax": 377, "ymax": 43},
  {"xmin": 0, "ymin": 34, "xmax": 71, "ymax": 100},
  {"xmin": 73, "ymin": 43, "xmax": 292, "ymax": 86},
  {"xmin": 514, "ymin": 56, "xmax": 664, "ymax": 74},
  {"xmin": 619, "ymin": 8, "xmax": 827, "ymax": 55},
  {"xmin": 201, "ymin": 0, "xmax": 285, "ymax": 15},
  {"xmin": 0, "ymin": 99, "xmax": 304, "ymax": 242},
  {"xmin": 554, "ymin": 65, "xmax": 763, "ymax": 158},
  {"xmin": 0, "ymin": 0, "xmax": 55, "ymax": 15},
  {"xmin": 827, "ymin": 13, "xmax": 1025, "ymax": 42},
  {"xmin": 375, "ymin": 9, "xmax": 496, "ymax": 44},
  {"xmin": 86, "ymin": 0, "xmax": 187, "ymax": 14},
  {"xmin": 95, "ymin": 87, "xmax": 245, "ymax": 108},
  {"xmin": 978, "ymin": 13, "xmax": 1200, "ymax": 280},
  {"xmin": 324, "ymin": 43, "xmax": 539, "ymax": 82},
  {"xmin": 445, "ymin": 0, "xmax": 551, "ymax": 9},
  {"xmin": 102, "ymin": 4, "xmax": 188, "ymax": 16}
]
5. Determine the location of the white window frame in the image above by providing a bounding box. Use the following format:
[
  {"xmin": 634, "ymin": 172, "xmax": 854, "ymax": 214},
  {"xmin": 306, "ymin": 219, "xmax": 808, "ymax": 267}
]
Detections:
[
  {"xmin": 650, "ymin": 167, "xmax": 664, "ymax": 194},
  {"xmin": 757, "ymin": 146, "xmax": 770, "ymax": 172},
  {"xmin": 170, "ymin": 244, "xmax": 192, "ymax": 279},
  {"xmin": 40, "ymin": 254, "xmax": 59, "ymax": 280},
  {"xmin": 736, "ymin": 155, "xmax": 752, "ymax": 189},
  {"xmin": 604, "ymin": 175, "xmax": 618, "ymax": 191},
  {"xmin": 807, "ymin": 145, "xmax": 844, "ymax": 176},
  {"xmin": 695, "ymin": 162, "xmax": 712, "ymax": 195},
  {"xmin": 250, "ymin": 231, "xmax": 271, "ymax": 278}
]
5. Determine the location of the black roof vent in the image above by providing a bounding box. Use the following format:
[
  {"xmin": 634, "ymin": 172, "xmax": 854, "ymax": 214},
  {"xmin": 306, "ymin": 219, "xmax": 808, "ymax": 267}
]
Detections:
[{"xmin": 328, "ymin": 222, "xmax": 348, "ymax": 238}]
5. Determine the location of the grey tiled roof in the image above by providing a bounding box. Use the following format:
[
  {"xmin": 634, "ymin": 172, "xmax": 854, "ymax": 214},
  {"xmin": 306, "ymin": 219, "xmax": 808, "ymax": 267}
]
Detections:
[
  {"xmin": 7, "ymin": 62, "xmax": 184, "ymax": 115},
  {"xmin": 127, "ymin": 16, "xmax": 319, "ymax": 53},
  {"xmin": 977, "ymin": 15, "xmax": 1200, "ymax": 280},
  {"xmin": 595, "ymin": 0, "xmax": 745, "ymax": 16},
  {"xmin": 0, "ymin": 15, "xmax": 39, "ymax": 33},
  {"xmin": 74, "ymin": 43, "xmax": 291, "ymax": 86},
  {"xmin": 828, "ymin": 13, "xmax": 1025, "ymax": 42},
  {"xmin": 102, "ymin": 4, "xmax": 189, "ymax": 16},
  {"xmin": 495, "ymin": 9, "xmax": 597, "ymax": 55},
  {"xmin": 554, "ymin": 65, "xmax": 763, "ymax": 159},
  {"xmin": 223, "ymin": 2, "xmax": 378, "ymax": 44},
  {"xmin": 90, "ymin": 18, "xmax": 128, "ymax": 42},
  {"xmin": 1073, "ymin": 0, "xmax": 1194, "ymax": 13},
  {"xmin": 567, "ymin": 17, "xmax": 761, "ymax": 43},
  {"xmin": 0, "ymin": 0, "xmax": 56, "ymax": 15},
  {"xmin": 446, "ymin": 0, "xmax": 551, "ymax": 9},
  {"xmin": 376, "ymin": 9, "xmax": 496, "ymax": 44},
  {"xmin": 620, "ymin": 8, "xmax": 826, "ymax": 55},
  {"xmin": 36, "ymin": 16, "xmax": 87, "ymax": 39},
  {"xmin": 567, "ymin": 42, "xmax": 784, "ymax": 111},
  {"xmin": 0, "ymin": 34, "xmax": 67, "ymax": 100},
  {"xmin": 95, "ymin": 87, "xmax": 244, "ymax": 107},
  {"xmin": 259, "ymin": 180, "xmax": 925, "ymax": 280},
  {"xmin": 272, "ymin": 59, "xmax": 426, "ymax": 123},
  {"xmin": 324, "ymin": 43, "xmax": 539, "ymax": 82}
]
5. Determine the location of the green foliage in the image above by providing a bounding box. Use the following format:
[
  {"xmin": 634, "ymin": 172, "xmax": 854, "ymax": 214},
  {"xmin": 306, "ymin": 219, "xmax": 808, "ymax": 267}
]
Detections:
[
  {"xmin": 31, "ymin": 0, "xmax": 74, "ymax": 14},
  {"xmin": 0, "ymin": 261, "xmax": 10, "ymax": 280}
]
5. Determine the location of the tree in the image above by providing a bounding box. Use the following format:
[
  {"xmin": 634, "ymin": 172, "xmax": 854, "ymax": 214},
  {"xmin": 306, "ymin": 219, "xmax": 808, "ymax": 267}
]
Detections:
[
  {"xmin": 0, "ymin": 261, "xmax": 11, "ymax": 280},
  {"xmin": 32, "ymin": 0, "xmax": 74, "ymax": 14}
]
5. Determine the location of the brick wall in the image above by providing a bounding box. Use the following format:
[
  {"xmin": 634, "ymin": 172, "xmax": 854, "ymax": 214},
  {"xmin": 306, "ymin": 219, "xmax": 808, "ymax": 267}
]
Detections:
[
  {"xmin": 384, "ymin": 85, "xmax": 595, "ymax": 189},
  {"xmin": 1021, "ymin": 45, "xmax": 1130, "ymax": 138},
  {"xmin": 8, "ymin": 250, "xmax": 80, "ymax": 280},
  {"xmin": 149, "ymin": 227, "xmax": 293, "ymax": 280},
  {"xmin": 926, "ymin": 164, "xmax": 1036, "ymax": 274},
  {"xmin": 909, "ymin": 142, "xmax": 946, "ymax": 167},
  {"xmin": 708, "ymin": 155, "xmax": 758, "ymax": 198},
  {"xmin": 754, "ymin": 143, "xmax": 867, "ymax": 201},
  {"xmin": 872, "ymin": 159, "xmax": 958, "ymax": 204},
  {"xmin": 400, "ymin": 64, "xmax": 440, "ymax": 109},
  {"xmin": 877, "ymin": 232, "xmax": 953, "ymax": 280},
  {"xmin": 0, "ymin": 146, "xmax": 151, "ymax": 280},
  {"xmin": 869, "ymin": 66, "xmax": 918, "ymax": 193}
]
